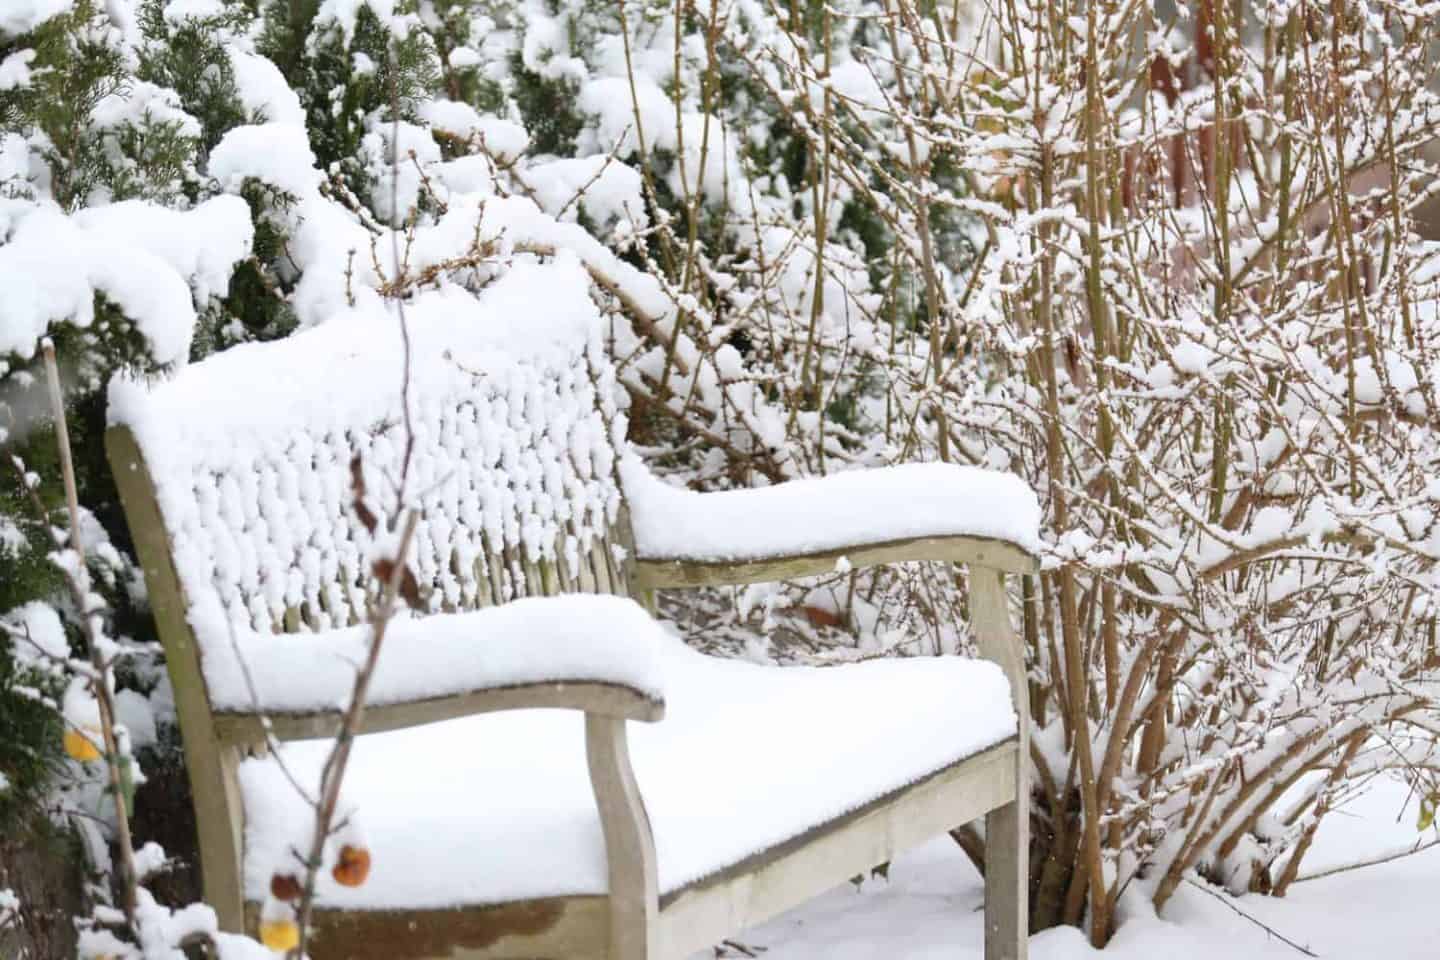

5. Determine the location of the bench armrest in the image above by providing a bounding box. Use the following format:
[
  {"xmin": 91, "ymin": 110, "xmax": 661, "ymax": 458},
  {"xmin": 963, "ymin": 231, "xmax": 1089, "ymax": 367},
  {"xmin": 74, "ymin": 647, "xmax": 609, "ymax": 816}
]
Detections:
[
  {"xmin": 204, "ymin": 594, "xmax": 666, "ymax": 743},
  {"xmin": 622, "ymin": 458, "xmax": 1041, "ymax": 589}
]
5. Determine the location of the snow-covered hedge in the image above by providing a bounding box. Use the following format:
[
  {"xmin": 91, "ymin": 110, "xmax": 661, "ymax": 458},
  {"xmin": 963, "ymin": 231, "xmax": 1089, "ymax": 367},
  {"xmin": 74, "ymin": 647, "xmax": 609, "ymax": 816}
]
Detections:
[{"xmin": 3, "ymin": 0, "xmax": 1440, "ymax": 954}]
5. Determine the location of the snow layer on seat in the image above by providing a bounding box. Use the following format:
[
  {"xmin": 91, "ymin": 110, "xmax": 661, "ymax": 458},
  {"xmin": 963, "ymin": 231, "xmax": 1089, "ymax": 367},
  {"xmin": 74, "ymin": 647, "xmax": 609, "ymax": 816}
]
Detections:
[
  {"xmin": 205, "ymin": 595, "xmax": 665, "ymax": 713},
  {"xmin": 621, "ymin": 458, "xmax": 1043, "ymax": 561},
  {"xmin": 238, "ymin": 634, "xmax": 1017, "ymax": 909}
]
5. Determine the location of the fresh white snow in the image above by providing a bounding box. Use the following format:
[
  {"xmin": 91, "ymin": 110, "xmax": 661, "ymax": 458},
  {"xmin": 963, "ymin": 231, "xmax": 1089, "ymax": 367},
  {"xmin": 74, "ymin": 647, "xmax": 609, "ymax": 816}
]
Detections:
[
  {"xmin": 226, "ymin": 47, "xmax": 306, "ymax": 128},
  {"xmin": 205, "ymin": 594, "xmax": 666, "ymax": 713},
  {"xmin": 622, "ymin": 458, "xmax": 1044, "ymax": 562},
  {"xmin": 109, "ymin": 255, "xmax": 626, "ymax": 641},
  {"xmin": 418, "ymin": 99, "xmax": 529, "ymax": 162},
  {"xmin": 698, "ymin": 776, "xmax": 1438, "ymax": 959},
  {"xmin": 0, "ymin": 196, "xmax": 251, "ymax": 364},
  {"xmin": 0, "ymin": 0, "xmax": 74, "ymax": 36},
  {"xmin": 208, "ymin": 123, "xmax": 321, "ymax": 197}
]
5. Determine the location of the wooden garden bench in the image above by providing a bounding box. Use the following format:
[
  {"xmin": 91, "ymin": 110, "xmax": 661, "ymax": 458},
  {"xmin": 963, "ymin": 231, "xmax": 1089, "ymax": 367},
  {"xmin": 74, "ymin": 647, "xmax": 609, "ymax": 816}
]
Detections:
[{"xmin": 105, "ymin": 260, "xmax": 1039, "ymax": 959}]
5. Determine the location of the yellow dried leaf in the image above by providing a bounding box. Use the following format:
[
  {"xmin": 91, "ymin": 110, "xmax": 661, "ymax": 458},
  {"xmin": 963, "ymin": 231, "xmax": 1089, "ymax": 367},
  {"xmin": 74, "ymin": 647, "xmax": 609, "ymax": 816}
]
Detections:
[
  {"xmin": 64, "ymin": 729, "xmax": 102, "ymax": 763},
  {"xmin": 259, "ymin": 919, "xmax": 299, "ymax": 953}
]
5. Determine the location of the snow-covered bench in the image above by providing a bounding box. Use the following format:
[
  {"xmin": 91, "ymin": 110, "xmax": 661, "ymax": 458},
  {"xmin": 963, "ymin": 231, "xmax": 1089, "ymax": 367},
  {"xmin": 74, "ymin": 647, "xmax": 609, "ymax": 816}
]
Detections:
[{"xmin": 104, "ymin": 260, "xmax": 1039, "ymax": 960}]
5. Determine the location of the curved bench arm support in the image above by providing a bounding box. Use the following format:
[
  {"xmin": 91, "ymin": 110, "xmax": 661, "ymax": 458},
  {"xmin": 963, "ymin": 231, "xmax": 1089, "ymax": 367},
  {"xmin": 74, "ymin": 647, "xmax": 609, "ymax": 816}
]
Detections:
[{"xmin": 587, "ymin": 714, "xmax": 659, "ymax": 960}]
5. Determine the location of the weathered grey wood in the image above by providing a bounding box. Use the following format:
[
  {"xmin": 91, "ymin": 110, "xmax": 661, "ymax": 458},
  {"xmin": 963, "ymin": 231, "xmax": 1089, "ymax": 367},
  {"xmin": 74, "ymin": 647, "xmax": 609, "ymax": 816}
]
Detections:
[
  {"xmin": 984, "ymin": 801, "xmax": 1026, "ymax": 960},
  {"xmin": 588, "ymin": 536, "xmax": 611, "ymax": 594},
  {"xmin": 105, "ymin": 426, "xmax": 246, "ymax": 931},
  {"xmin": 480, "ymin": 530, "xmax": 504, "ymax": 604},
  {"xmin": 969, "ymin": 569, "xmax": 1029, "ymax": 960},
  {"xmin": 499, "ymin": 537, "xmax": 519, "ymax": 601},
  {"xmin": 586, "ymin": 714, "xmax": 658, "ymax": 960},
  {"xmin": 572, "ymin": 524, "xmax": 599, "ymax": 593},
  {"xmin": 609, "ymin": 505, "xmax": 637, "ymax": 597},
  {"xmin": 212, "ymin": 681, "xmax": 664, "ymax": 745},
  {"xmin": 633, "ymin": 533, "xmax": 1040, "ymax": 589},
  {"xmin": 657, "ymin": 739, "xmax": 1019, "ymax": 959},
  {"xmin": 522, "ymin": 549, "xmax": 544, "ymax": 599},
  {"xmin": 473, "ymin": 555, "xmax": 494, "ymax": 607},
  {"xmin": 246, "ymin": 896, "xmax": 610, "ymax": 960},
  {"xmin": 554, "ymin": 535, "xmax": 577, "ymax": 593}
]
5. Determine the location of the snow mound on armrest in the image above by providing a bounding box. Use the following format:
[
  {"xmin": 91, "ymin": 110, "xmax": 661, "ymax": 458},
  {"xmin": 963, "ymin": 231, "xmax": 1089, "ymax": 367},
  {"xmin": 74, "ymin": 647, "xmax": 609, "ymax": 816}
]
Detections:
[{"xmin": 623, "ymin": 459, "xmax": 1042, "ymax": 562}]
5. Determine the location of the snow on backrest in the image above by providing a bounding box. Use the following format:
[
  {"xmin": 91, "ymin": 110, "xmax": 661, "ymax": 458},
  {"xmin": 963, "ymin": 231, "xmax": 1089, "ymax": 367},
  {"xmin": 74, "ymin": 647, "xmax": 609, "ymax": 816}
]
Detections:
[{"xmin": 108, "ymin": 258, "xmax": 628, "ymax": 646}]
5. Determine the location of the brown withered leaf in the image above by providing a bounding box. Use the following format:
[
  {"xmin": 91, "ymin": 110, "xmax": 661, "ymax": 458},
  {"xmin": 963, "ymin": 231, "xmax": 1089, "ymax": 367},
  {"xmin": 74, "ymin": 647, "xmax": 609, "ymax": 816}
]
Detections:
[
  {"xmin": 349, "ymin": 453, "xmax": 366, "ymax": 498},
  {"xmin": 355, "ymin": 500, "xmax": 379, "ymax": 535},
  {"xmin": 349, "ymin": 454, "xmax": 378, "ymax": 534},
  {"xmin": 371, "ymin": 557, "xmax": 424, "ymax": 611},
  {"xmin": 397, "ymin": 568, "xmax": 422, "ymax": 610},
  {"xmin": 800, "ymin": 605, "xmax": 845, "ymax": 629}
]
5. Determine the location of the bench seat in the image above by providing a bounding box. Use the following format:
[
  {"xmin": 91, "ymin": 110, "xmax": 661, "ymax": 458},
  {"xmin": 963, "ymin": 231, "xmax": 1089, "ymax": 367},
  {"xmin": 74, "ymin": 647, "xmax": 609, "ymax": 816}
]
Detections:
[{"xmin": 237, "ymin": 632, "xmax": 1017, "ymax": 910}]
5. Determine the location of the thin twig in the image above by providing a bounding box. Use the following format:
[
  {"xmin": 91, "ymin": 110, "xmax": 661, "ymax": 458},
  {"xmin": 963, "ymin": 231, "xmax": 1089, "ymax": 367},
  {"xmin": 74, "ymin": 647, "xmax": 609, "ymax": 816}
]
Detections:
[
  {"xmin": 1293, "ymin": 836, "xmax": 1440, "ymax": 885},
  {"xmin": 41, "ymin": 340, "xmax": 141, "ymax": 928},
  {"xmin": 289, "ymin": 34, "xmax": 422, "ymax": 959},
  {"xmin": 291, "ymin": 510, "xmax": 420, "ymax": 958},
  {"xmin": 1181, "ymin": 878, "xmax": 1318, "ymax": 957}
]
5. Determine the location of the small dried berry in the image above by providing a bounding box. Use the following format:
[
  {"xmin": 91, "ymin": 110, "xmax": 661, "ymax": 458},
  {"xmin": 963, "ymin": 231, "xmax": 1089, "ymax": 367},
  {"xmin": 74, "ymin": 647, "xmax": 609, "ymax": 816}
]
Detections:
[
  {"xmin": 270, "ymin": 872, "xmax": 303, "ymax": 902},
  {"xmin": 331, "ymin": 844, "xmax": 371, "ymax": 888}
]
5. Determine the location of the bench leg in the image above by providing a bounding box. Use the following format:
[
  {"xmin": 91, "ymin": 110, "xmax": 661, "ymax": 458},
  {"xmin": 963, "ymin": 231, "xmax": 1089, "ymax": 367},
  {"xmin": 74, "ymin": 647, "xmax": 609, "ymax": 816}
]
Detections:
[
  {"xmin": 586, "ymin": 715, "xmax": 658, "ymax": 960},
  {"xmin": 188, "ymin": 742, "xmax": 246, "ymax": 933},
  {"xmin": 984, "ymin": 798, "xmax": 1028, "ymax": 960},
  {"xmin": 969, "ymin": 569, "xmax": 1029, "ymax": 959}
]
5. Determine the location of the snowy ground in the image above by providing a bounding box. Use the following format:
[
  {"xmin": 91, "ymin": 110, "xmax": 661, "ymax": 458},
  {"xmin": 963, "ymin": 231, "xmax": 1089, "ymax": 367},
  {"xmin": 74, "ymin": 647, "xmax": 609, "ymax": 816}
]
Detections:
[{"xmin": 691, "ymin": 777, "xmax": 1437, "ymax": 959}]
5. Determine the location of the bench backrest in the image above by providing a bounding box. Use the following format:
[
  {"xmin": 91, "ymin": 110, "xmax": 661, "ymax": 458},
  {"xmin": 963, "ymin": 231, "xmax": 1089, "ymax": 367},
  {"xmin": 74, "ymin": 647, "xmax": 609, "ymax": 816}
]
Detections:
[{"xmin": 107, "ymin": 263, "xmax": 633, "ymax": 711}]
